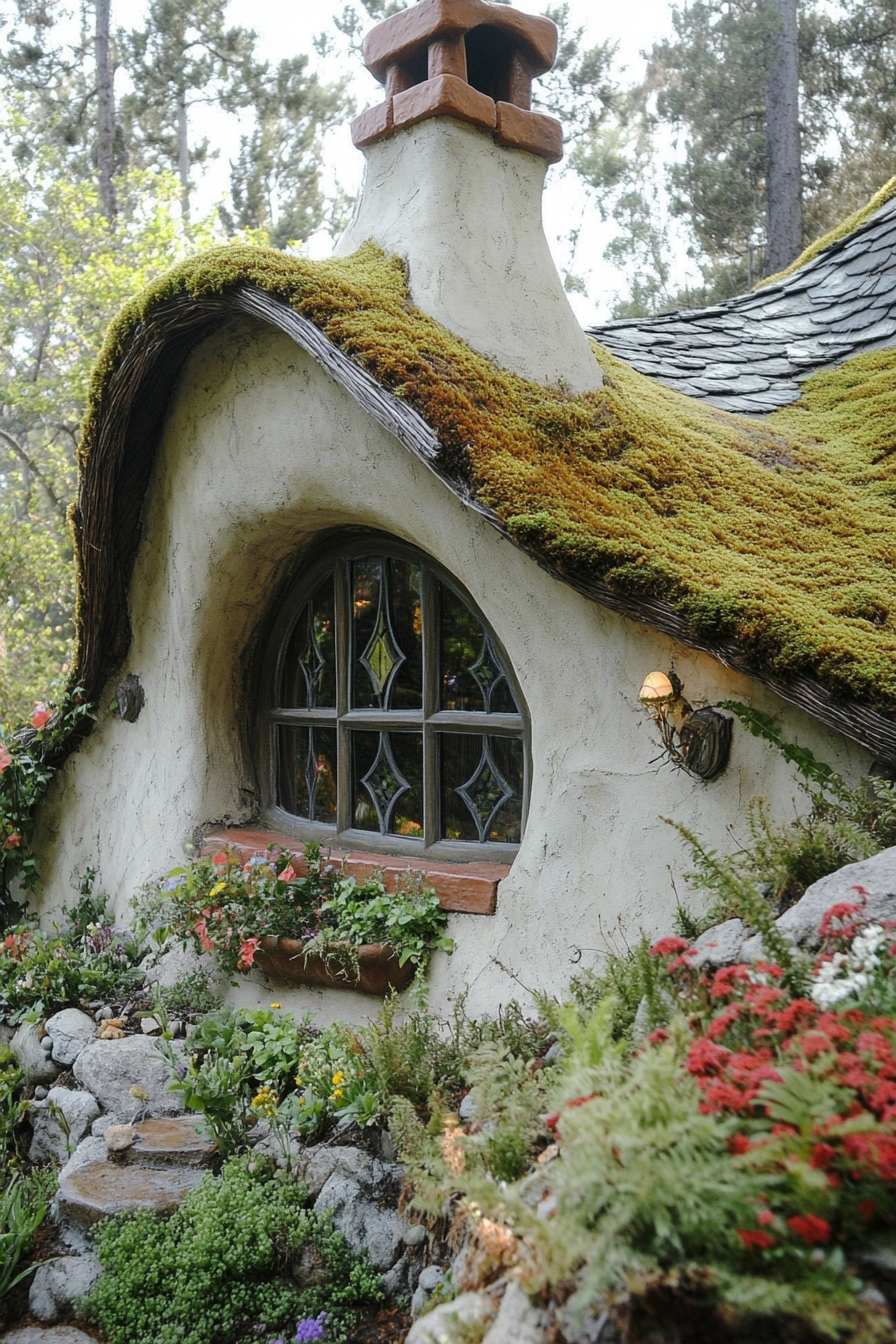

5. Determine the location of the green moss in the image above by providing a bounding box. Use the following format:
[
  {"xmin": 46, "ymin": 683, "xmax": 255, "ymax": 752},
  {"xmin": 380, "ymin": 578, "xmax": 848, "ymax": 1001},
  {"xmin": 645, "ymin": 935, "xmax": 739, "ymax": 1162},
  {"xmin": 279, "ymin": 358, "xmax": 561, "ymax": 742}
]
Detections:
[
  {"xmin": 757, "ymin": 175, "xmax": 896, "ymax": 288},
  {"xmin": 78, "ymin": 239, "xmax": 896, "ymax": 717}
]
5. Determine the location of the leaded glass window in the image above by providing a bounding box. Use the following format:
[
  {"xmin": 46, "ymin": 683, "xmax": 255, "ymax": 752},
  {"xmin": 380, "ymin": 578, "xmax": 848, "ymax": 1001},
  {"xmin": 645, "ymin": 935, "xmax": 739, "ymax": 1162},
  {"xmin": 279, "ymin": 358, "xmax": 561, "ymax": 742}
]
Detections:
[{"xmin": 266, "ymin": 540, "xmax": 528, "ymax": 857}]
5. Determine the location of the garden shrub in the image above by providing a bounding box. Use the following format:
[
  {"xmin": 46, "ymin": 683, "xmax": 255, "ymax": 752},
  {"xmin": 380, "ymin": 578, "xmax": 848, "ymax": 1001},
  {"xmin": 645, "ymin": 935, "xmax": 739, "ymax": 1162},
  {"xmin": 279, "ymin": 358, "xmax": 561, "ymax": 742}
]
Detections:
[
  {"xmin": 0, "ymin": 875, "xmax": 145, "ymax": 1023},
  {"xmin": 85, "ymin": 1156, "xmax": 383, "ymax": 1344},
  {"xmin": 392, "ymin": 902, "xmax": 896, "ymax": 1341},
  {"xmin": 0, "ymin": 1168, "xmax": 55, "ymax": 1301}
]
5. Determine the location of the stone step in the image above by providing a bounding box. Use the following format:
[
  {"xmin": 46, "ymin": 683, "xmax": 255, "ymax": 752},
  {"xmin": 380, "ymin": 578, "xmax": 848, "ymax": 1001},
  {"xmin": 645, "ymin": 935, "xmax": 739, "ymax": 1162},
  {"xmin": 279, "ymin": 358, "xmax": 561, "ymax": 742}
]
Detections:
[
  {"xmin": 114, "ymin": 1115, "xmax": 214, "ymax": 1168},
  {"xmin": 57, "ymin": 1160, "xmax": 204, "ymax": 1228},
  {"xmin": 1, "ymin": 1330, "xmax": 99, "ymax": 1343}
]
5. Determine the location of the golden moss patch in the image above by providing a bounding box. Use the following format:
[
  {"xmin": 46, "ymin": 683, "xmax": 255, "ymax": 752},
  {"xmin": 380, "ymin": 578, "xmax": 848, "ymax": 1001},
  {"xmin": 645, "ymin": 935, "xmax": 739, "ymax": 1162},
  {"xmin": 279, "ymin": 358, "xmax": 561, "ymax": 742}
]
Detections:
[{"xmin": 79, "ymin": 241, "xmax": 896, "ymax": 715}]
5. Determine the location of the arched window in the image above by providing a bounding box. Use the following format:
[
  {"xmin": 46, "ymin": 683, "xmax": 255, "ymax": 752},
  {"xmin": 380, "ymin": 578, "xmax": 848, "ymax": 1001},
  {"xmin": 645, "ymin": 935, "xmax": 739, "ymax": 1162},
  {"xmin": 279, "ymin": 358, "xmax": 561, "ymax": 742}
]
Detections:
[{"xmin": 261, "ymin": 537, "xmax": 528, "ymax": 860}]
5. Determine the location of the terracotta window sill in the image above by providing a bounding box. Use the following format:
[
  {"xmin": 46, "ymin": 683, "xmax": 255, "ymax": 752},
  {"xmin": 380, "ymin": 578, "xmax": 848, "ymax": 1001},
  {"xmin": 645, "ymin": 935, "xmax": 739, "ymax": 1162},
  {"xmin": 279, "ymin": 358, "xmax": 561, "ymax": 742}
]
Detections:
[{"xmin": 201, "ymin": 827, "xmax": 507, "ymax": 914}]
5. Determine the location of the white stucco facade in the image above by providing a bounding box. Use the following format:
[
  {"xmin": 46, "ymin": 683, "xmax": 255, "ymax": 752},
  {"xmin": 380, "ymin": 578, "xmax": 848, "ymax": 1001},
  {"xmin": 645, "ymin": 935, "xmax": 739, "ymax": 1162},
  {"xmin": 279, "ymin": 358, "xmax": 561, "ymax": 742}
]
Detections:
[
  {"xmin": 336, "ymin": 117, "xmax": 602, "ymax": 395},
  {"xmin": 32, "ymin": 319, "xmax": 871, "ymax": 1022}
]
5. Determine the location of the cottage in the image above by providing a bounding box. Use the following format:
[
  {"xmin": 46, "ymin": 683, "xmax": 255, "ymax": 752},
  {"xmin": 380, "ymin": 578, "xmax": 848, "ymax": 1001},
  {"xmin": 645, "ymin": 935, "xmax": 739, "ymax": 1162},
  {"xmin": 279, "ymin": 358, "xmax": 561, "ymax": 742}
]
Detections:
[{"xmin": 31, "ymin": 0, "xmax": 895, "ymax": 1019}]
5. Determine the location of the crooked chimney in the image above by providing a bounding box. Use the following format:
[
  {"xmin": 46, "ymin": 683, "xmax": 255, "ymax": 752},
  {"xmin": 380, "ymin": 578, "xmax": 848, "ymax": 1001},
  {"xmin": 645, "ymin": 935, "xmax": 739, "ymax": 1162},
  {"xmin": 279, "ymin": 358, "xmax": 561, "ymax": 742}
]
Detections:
[{"xmin": 336, "ymin": 0, "xmax": 602, "ymax": 393}]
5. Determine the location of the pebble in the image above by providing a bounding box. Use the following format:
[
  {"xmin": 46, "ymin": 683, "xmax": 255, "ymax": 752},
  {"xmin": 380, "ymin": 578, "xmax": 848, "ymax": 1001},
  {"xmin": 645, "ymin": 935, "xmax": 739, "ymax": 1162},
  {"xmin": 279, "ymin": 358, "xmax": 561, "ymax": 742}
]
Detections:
[
  {"xmin": 403, "ymin": 1224, "xmax": 427, "ymax": 1247},
  {"xmin": 34, "ymin": 1086, "xmax": 49, "ymax": 1100},
  {"xmin": 94, "ymin": 1007, "xmax": 114, "ymax": 1023}
]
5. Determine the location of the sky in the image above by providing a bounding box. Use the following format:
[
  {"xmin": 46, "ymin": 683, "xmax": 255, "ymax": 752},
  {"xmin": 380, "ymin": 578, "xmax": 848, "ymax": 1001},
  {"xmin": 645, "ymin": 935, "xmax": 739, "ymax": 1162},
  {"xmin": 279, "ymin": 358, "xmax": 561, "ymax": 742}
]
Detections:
[{"xmin": 150, "ymin": 0, "xmax": 680, "ymax": 321}]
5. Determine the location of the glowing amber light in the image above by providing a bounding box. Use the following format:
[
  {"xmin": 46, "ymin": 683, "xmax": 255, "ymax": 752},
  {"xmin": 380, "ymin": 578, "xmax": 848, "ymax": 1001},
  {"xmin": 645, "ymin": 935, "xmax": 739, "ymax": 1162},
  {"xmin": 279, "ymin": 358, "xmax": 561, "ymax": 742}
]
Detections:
[{"xmin": 639, "ymin": 671, "xmax": 675, "ymax": 703}]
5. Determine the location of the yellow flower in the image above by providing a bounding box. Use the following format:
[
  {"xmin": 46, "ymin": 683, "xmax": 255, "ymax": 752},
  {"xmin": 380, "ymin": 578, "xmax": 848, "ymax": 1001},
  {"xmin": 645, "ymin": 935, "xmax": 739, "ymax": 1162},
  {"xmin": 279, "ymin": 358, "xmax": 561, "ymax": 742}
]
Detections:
[
  {"xmin": 251, "ymin": 1086, "xmax": 278, "ymax": 1117},
  {"xmin": 331, "ymin": 1088, "xmax": 344, "ymax": 1100},
  {"xmin": 332, "ymin": 1071, "xmax": 345, "ymax": 1087},
  {"xmin": 294, "ymin": 1076, "xmax": 303, "ymax": 1087},
  {"xmin": 270, "ymin": 1002, "xmax": 282, "ymax": 1010},
  {"xmin": 209, "ymin": 881, "xmax": 227, "ymax": 898}
]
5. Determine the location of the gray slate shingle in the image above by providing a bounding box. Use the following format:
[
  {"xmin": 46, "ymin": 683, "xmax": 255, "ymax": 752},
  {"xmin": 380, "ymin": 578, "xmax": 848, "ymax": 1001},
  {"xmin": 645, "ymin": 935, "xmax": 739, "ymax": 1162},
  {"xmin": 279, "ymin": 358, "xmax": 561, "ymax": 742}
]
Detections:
[{"xmin": 587, "ymin": 195, "xmax": 896, "ymax": 415}]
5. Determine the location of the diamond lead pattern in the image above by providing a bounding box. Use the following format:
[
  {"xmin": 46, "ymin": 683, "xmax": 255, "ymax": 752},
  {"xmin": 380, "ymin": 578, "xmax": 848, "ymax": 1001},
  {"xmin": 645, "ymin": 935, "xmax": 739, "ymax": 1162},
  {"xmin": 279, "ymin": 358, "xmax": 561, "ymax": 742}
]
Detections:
[
  {"xmin": 361, "ymin": 734, "xmax": 410, "ymax": 833},
  {"xmin": 300, "ymin": 615, "xmax": 326, "ymax": 705},
  {"xmin": 360, "ymin": 607, "xmax": 404, "ymax": 705},
  {"xmin": 469, "ymin": 635, "xmax": 508, "ymax": 712},
  {"xmin": 456, "ymin": 740, "xmax": 514, "ymax": 843}
]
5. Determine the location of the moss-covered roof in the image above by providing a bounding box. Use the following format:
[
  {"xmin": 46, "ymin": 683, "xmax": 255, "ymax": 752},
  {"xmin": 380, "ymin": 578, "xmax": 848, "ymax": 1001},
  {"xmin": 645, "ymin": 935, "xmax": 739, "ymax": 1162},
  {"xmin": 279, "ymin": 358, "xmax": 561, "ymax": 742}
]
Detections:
[
  {"xmin": 759, "ymin": 176, "xmax": 896, "ymax": 287},
  {"xmin": 73, "ymin": 241, "xmax": 896, "ymax": 763}
]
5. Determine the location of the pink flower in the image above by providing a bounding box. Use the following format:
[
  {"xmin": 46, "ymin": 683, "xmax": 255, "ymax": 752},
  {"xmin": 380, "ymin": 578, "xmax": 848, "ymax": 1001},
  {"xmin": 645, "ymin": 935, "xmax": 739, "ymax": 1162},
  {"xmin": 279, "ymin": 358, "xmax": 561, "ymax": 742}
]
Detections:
[
  {"xmin": 4, "ymin": 833, "xmax": 20, "ymax": 850},
  {"xmin": 0, "ymin": 745, "xmax": 11, "ymax": 773},
  {"xmin": 30, "ymin": 704, "xmax": 51, "ymax": 730},
  {"xmin": 237, "ymin": 936, "xmax": 260, "ymax": 970},
  {"xmin": 278, "ymin": 865, "xmax": 298, "ymax": 883},
  {"xmin": 194, "ymin": 918, "xmax": 214, "ymax": 954}
]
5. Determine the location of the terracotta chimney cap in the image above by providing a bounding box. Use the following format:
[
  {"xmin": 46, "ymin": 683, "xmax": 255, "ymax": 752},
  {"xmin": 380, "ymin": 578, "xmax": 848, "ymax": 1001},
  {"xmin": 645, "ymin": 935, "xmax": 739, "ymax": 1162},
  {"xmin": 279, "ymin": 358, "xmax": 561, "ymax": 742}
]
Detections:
[
  {"xmin": 352, "ymin": 0, "xmax": 562, "ymax": 162},
  {"xmin": 363, "ymin": 0, "xmax": 558, "ymax": 83}
]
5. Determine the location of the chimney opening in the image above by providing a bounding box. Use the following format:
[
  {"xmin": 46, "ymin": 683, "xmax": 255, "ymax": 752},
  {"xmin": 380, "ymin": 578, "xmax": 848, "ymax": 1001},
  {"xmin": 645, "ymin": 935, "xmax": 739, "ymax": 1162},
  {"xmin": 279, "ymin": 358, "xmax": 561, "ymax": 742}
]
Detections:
[
  {"xmin": 464, "ymin": 25, "xmax": 518, "ymax": 104},
  {"xmin": 386, "ymin": 47, "xmax": 429, "ymax": 97}
]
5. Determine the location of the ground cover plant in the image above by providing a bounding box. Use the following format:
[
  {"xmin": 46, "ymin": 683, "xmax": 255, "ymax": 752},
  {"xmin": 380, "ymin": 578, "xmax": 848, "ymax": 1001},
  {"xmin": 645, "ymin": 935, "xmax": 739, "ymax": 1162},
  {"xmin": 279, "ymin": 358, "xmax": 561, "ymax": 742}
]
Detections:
[
  {"xmin": 149, "ymin": 842, "xmax": 452, "ymax": 980},
  {"xmin": 84, "ymin": 1154, "xmax": 383, "ymax": 1344},
  {"xmin": 0, "ymin": 873, "xmax": 145, "ymax": 1024},
  {"xmin": 389, "ymin": 896, "xmax": 896, "ymax": 1343},
  {"xmin": 0, "ymin": 1168, "xmax": 54, "ymax": 1303}
]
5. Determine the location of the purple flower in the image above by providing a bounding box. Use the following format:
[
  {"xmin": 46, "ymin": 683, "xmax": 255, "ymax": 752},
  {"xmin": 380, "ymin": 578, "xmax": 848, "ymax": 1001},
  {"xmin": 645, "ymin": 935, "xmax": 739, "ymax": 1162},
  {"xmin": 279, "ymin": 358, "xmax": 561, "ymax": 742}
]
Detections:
[
  {"xmin": 175, "ymin": 1063, "xmax": 187, "ymax": 1079},
  {"xmin": 294, "ymin": 1312, "xmax": 327, "ymax": 1342},
  {"xmin": 163, "ymin": 875, "xmax": 186, "ymax": 891}
]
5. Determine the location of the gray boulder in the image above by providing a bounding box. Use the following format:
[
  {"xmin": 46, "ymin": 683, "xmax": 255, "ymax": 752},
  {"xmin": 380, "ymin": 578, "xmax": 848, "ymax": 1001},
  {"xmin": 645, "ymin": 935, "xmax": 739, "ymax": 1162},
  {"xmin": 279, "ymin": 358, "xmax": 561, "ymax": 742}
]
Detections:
[
  {"xmin": 73, "ymin": 1036, "xmax": 184, "ymax": 1118},
  {"xmin": 313, "ymin": 1163, "xmax": 409, "ymax": 1271},
  {"xmin": 0, "ymin": 1330, "xmax": 100, "ymax": 1344},
  {"xmin": 11, "ymin": 1023, "xmax": 61, "ymax": 1086},
  {"xmin": 29, "ymin": 1254, "xmax": 102, "ymax": 1323},
  {"xmin": 45, "ymin": 1010, "xmax": 97, "ymax": 1068},
  {"xmin": 482, "ymin": 1283, "xmax": 546, "ymax": 1344},
  {"xmin": 28, "ymin": 1089, "xmax": 101, "ymax": 1165},
  {"xmin": 689, "ymin": 918, "xmax": 748, "ymax": 968},
  {"xmin": 404, "ymin": 1293, "xmax": 497, "ymax": 1344},
  {"xmin": 301, "ymin": 1144, "xmax": 374, "ymax": 1199},
  {"xmin": 776, "ymin": 847, "xmax": 896, "ymax": 951}
]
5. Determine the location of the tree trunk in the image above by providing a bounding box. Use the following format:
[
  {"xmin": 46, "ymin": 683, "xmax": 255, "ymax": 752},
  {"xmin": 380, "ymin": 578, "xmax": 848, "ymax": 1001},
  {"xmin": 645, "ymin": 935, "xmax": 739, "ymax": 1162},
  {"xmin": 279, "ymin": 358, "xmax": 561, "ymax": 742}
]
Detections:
[
  {"xmin": 765, "ymin": 0, "xmax": 802, "ymax": 273},
  {"xmin": 177, "ymin": 86, "xmax": 190, "ymax": 222},
  {"xmin": 95, "ymin": 0, "xmax": 116, "ymax": 222}
]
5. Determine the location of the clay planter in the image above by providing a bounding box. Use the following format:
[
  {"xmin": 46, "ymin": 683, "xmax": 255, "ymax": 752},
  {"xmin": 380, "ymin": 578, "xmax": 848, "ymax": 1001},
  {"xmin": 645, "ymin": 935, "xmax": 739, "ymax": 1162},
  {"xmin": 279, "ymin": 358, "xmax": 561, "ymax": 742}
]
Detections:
[{"xmin": 254, "ymin": 935, "xmax": 417, "ymax": 997}]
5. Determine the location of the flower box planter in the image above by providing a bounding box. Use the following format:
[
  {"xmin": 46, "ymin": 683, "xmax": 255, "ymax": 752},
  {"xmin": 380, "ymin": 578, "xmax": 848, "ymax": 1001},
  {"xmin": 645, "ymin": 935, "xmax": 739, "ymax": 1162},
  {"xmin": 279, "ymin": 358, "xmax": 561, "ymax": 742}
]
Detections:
[{"xmin": 254, "ymin": 935, "xmax": 417, "ymax": 997}]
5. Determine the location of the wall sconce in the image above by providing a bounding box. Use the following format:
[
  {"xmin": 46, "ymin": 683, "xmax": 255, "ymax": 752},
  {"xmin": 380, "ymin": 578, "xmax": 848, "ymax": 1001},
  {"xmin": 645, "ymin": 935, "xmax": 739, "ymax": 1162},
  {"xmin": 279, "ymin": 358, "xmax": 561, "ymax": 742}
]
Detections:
[{"xmin": 638, "ymin": 669, "xmax": 732, "ymax": 781}]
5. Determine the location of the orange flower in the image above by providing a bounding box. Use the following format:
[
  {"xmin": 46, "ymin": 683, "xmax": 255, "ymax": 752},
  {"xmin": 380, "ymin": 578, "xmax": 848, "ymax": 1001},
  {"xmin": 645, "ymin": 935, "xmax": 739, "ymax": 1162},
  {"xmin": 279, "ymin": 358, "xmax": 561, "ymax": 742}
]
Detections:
[
  {"xmin": 278, "ymin": 865, "xmax": 298, "ymax": 882},
  {"xmin": 212, "ymin": 852, "xmax": 228, "ymax": 867},
  {"xmin": 30, "ymin": 704, "xmax": 51, "ymax": 730}
]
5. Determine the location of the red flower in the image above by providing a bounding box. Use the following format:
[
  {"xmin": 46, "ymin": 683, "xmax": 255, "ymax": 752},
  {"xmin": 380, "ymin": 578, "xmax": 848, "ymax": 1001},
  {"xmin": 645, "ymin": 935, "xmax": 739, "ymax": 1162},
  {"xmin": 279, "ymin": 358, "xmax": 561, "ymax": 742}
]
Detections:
[
  {"xmin": 646, "ymin": 1028, "xmax": 670, "ymax": 1045},
  {"xmin": 649, "ymin": 936, "xmax": 690, "ymax": 957},
  {"xmin": 4, "ymin": 833, "xmax": 20, "ymax": 850},
  {"xmin": 30, "ymin": 703, "xmax": 51, "ymax": 730},
  {"xmin": 710, "ymin": 965, "xmax": 752, "ymax": 999},
  {"xmin": 212, "ymin": 853, "xmax": 229, "ymax": 867},
  {"xmin": 787, "ymin": 1214, "xmax": 831, "ymax": 1246},
  {"xmin": 686, "ymin": 1038, "xmax": 730, "ymax": 1077},
  {"xmin": 818, "ymin": 901, "xmax": 865, "ymax": 940},
  {"xmin": 737, "ymin": 1229, "xmax": 775, "ymax": 1250},
  {"xmin": 809, "ymin": 1143, "xmax": 837, "ymax": 1171},
  {"xmin": 728, "ymin": 1134, "xmax": 752, "ymax": 1155},
  {"xmin": 278, "ymin": 865, "xmax": 298, "ymax": 883},
  {"xmin": 545, "ymin": 1113, "xmax": 560, "ymax": 1131},
  {"xmin": 707, "ymin": 1004, "xmax": 742, "ymax": 1039}
]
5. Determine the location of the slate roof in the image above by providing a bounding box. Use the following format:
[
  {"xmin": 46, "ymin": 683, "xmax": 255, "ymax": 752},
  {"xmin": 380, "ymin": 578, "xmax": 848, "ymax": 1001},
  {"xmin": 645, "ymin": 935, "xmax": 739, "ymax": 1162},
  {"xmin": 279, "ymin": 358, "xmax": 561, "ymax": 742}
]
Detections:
[{"xmin": 588, "ymin": 194, "xmax": 896, "ymax": 416}]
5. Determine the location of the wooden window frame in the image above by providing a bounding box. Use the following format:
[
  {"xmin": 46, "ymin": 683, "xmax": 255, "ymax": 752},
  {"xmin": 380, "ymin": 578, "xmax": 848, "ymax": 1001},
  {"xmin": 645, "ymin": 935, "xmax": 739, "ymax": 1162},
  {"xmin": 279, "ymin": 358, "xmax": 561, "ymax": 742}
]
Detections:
[{"xmin": 256, "ymin": 534, "xmax": 529, "ymax": 864}]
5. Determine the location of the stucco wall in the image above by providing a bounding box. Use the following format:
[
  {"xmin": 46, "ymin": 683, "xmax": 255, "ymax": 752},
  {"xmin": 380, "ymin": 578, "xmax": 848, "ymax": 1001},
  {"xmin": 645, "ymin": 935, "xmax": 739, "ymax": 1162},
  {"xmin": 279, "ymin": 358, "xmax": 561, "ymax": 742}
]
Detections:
[{"xmin": 33, "ymin": 318, "xmax": 872, "ymax": 1022}]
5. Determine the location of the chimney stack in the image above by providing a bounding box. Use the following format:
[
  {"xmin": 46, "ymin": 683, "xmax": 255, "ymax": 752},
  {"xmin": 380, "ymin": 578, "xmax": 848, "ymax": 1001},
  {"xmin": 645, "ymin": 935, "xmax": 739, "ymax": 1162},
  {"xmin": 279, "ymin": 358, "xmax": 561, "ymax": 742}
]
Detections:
[{"xmin": 336, "ymin": 0, "xmax": 602, "ymax": 393}]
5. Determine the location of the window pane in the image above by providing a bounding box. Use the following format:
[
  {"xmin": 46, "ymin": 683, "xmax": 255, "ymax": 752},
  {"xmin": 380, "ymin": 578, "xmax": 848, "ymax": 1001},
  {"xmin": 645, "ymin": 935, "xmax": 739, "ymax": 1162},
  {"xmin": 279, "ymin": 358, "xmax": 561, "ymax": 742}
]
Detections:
[
  {"xmin": 387, "ymin": 558, "xmax": 423, "ymax": 710},
  {"xmin": 280, "ymin": 577, "xmax": 336, "ymax": 709},
  {"xmin": 441, "ymin": 733, "xmax": 523, "ymax": 844},
  {"xmin": 440, "ymin": 586, "xmax": 518, "ymax": 714},
  {"xmin": 351, "ymin": 730, "xmax": 423, "ymax": 839},
  {"xmin": 277, "ymin": 725, "xmax": 337, "ymax": 824}
]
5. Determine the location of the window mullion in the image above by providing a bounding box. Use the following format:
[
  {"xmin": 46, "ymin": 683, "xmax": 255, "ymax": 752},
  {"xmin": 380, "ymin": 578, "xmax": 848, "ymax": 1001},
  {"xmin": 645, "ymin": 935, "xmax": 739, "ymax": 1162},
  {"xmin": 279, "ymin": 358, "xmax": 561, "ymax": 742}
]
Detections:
[
  {"xmin": 336, "ymin": 556, "xmax": 351, "ymax": 834},
  {"xmin": 422, "ymin": 567, "xmax": 440, "ymax": 848}
]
